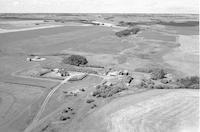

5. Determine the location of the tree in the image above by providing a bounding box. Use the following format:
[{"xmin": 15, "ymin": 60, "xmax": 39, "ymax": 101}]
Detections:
[
  {"xmin": 63, "ymin": 55, "xmax": 88, "ymax": 66},
  {"xmin": 151, "ymin": 69, "xmax": 166, "ymax": 80},
  {"xmin": 177, "ymin": 76, "xmax": 199, "ymax": 89}
]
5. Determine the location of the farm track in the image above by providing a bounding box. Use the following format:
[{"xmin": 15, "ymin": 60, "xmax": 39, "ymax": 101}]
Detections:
[
  {"xmin": 23, "ymin": 74, "xmax": 106, "ymax": 132},
  {"xmin": 23, "ymin": 76, "xmax": 71, "ymax": 132}
]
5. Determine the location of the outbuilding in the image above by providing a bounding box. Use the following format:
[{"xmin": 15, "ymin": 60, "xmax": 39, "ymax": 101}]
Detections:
[{"xmin": 60, "ymin": 69, "xmax": 70, "ymax": 77}]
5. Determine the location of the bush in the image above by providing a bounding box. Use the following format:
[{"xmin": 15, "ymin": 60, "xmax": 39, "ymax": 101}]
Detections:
[
  {"xmin": 92, "ymin": 85, "xmax": 127, "ymax": 98},
  {"xmin": 190, "ymin": 84, "xmax": 199, "ymax": 89},
  {"xmin": 151, "ymin": 69, "xmax": 166, "ymax": 80},
  {"xmin": 117, "ymin": 21, "xmax": 136, "ymax": 27},
  {"xmin": 152, "ymin": 76, "xmax": 200, "ymax": 89},
  {"xmin": 86, "ymin": 99, "xmax": 95, "ymax": 103},
  {"xmin": 176, "ymin": 76, "xmax": 199, "ymax": 89},
  {"xmin": 135, "ymin": 67, "xmax": 167, "ymax": 80},
  {"xmin": 63, "ymin": 55, "xmax": 88, "ymax": 66},
  {"xmin": 160, "ymin": 78, "xmax": 170, "ymax": 84}
]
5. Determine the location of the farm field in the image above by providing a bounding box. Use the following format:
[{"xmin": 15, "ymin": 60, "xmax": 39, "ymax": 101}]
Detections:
[
  {"xmin": 0, "ymin": 14, "xmax": 199, "ymax": 132},
  {"xmin": 73, "ymin": 89, "xmax": 199, "ymax": 132}
]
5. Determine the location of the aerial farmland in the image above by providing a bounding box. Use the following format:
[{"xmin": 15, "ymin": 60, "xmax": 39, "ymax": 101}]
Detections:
[{"xmin": 0, "ymin": 13, "xmax": 199, "ymax": 132}]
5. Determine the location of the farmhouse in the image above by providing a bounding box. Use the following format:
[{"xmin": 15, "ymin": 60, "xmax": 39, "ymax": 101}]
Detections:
[{"xmin": 52, "ymin": 68, "xmax": 70, "ymax": 77}]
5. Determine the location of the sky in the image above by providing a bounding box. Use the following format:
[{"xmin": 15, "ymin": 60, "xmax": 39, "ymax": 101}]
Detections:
[{"xmin": 0, "ymin": 0, "xmax": 199, "ymax": 14}]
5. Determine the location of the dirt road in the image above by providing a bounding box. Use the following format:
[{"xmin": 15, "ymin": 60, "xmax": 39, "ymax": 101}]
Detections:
[
  {"xmin": 23, "ymin": 76, "xmax": 71, "ymax": 132},
  {"xmin": 23, "ymin": 74, "xmax": 105, "ymax": 132}
]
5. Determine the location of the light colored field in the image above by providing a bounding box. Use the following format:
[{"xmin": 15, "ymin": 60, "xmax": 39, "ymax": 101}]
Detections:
[
  {"xmin": 107, "ymin": 90, "xmax": 198, "ymax": 132},
  {"xmin": 178, "ymin": 35, "xmax": 199, "ymax": 55},
  {"xmin": 0, "ymin": 20, "xmax": 92, "ymax": 34},
  {"xmin": 138, "ymin": 30, "xmax": 176, "ymax": 42},
  {"xmin": 0, "ymin": 20, "xmax": 46, "ymax": 29},
  {"xmin": 74, "ymin": 89, "xmax": 199, "ymax": 132},
  {"xmin": 163, "ymin": 35, "xmax": 199, "ymax": 76},
  {"xmin": 0, "ymin": 25, "xmax": 65, "ymax": 34},
  {"xmin": 165, "ymin": 26, "xmax": 199, "ymax": 35}
]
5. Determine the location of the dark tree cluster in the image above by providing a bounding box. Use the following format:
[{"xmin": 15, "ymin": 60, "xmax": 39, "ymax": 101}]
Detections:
[
  {"xmin": 92, "ymin": 85, "xmax": 127, "ymax": 98},
  {"xmin": 157, "ymin": 21, "xmax": 199, "ymax": 27},
  {"xmin": 151, "ymin": 69, "xmax": 166, "ymax": 80},
  {"xmin": 115, "ymin": 28, "xmax": 140, "ymax": 37},
  {"xmin": 176, "ymin": 76, "xmax": 199, "ymax": 89},
  {"xmin": 63, "ymin": 55, "xmax": 88, "ymax": 66}
]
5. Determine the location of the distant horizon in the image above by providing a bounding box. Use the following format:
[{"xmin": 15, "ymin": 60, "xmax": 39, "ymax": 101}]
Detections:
[
  {"xmin": 0, "ymin": 13, "xmax": 199, "ymax": 15},
  {"xmin": 0, "ymin": 0, "xmax": 198, "ymax": 14}
]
